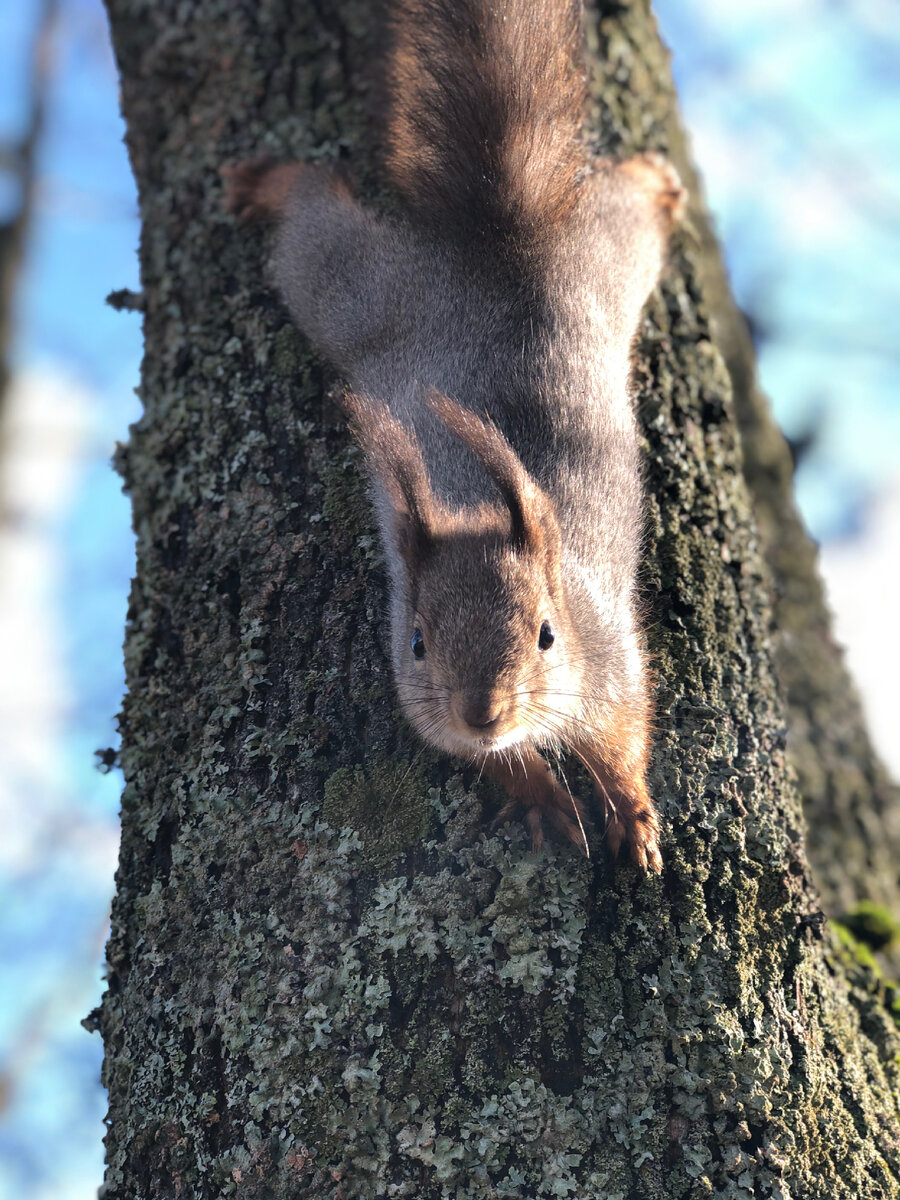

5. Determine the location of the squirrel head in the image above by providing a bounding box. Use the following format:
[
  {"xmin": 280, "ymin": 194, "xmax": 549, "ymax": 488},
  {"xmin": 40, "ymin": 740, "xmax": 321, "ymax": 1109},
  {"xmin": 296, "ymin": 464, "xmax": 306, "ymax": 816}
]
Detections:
[{"xmin": 346, "ymin": 390, "xmax": 582, "ymax": 759}]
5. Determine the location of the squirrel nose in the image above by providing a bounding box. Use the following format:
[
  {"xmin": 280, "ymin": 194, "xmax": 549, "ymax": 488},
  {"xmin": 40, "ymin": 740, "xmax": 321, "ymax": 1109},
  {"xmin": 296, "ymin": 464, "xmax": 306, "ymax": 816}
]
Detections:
[{"xmin": 461, "ymin": 699, "xmax": 503, "ymax": 730}]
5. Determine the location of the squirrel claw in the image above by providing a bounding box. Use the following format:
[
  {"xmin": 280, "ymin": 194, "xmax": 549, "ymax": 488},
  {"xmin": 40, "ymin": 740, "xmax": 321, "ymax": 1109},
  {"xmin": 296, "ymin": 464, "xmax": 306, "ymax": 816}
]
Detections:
[
  {"xmin": 632, "ymin": 834, "xmax": 663, "ymax": 875},
  {"xmin": 600, "ymin": 795, "xmax": 663, "ymax": 874}
]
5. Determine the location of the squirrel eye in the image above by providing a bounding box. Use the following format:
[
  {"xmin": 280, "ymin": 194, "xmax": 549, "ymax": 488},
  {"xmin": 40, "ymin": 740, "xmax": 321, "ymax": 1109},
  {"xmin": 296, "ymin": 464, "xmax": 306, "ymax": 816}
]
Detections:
[
  {"xmin": 538, "ymin": 621, "xmax": 555, "ymax": 651},
  {"xmin": 411, "ymin": 628, "xmax": 426, "ymax": 659}
]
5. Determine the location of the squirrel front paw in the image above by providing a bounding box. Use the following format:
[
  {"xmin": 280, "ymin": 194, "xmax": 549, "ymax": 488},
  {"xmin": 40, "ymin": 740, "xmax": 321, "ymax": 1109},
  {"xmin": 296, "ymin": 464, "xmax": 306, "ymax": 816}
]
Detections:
[
  {"xmin": 485, "ymin": 748, "xmax": 591, "ymax": 855},
  {"xmin": 483, "ymin": 743, "xmax": 663, "ymax": 869},
  {"xmin": 602, "ymin": 796, "xmax": 663, "ymax": 875},
  {"xmin": 568, "ymin": 733, "xmax": 663, "ymax": 874}
]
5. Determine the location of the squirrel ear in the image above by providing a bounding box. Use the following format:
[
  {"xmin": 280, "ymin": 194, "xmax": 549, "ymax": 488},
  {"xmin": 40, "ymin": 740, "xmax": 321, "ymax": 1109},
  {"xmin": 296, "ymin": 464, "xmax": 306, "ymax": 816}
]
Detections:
[
  {"xmin": 343, "ymin": 392, "xmax": 436, "ymax": 569},
  {"xmin": 425, "ymin": 390, "xmax": 555, "ymax": 557}
]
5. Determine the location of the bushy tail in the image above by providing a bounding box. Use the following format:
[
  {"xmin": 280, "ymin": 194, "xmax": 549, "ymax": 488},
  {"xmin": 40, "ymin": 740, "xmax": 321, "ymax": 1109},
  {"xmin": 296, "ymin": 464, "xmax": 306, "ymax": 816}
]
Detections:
[{"xmin": 383, "ymin": 0, "xmax": 586, "ymax": 251}]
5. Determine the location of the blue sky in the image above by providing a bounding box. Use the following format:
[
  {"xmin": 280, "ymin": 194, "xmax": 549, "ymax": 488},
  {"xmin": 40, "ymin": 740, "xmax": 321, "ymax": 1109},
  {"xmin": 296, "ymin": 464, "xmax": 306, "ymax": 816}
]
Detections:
[{"xmin": 0, "ymin": 0, "xmax": 897, "ymax": 1196}]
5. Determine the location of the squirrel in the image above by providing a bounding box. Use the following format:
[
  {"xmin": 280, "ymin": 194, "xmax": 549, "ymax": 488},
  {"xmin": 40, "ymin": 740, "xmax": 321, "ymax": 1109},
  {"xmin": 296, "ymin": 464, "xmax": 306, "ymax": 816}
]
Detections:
[{"xmin": 223, "ymin": 0, "xmax": 685, "ymax": 872}]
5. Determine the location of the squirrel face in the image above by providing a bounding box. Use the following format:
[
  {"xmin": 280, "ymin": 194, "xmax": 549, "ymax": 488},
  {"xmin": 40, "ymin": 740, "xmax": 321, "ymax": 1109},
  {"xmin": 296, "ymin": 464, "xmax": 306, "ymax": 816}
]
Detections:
[
  {"xmin": 395, "ymin": 529, "xmax": 580, "ymax": 759},
  {"xmin": 346, "ymin": 389, "xmax": 581, "ymax": 760}
]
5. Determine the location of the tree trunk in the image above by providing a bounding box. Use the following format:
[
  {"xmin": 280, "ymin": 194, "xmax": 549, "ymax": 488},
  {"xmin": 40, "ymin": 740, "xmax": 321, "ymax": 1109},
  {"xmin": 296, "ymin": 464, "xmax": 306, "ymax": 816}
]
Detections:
[
  {"xmin": 97, "ymin": 1, "xmax": 900, "ymax": 1197},
  {"xmin": 669, "ymin": 130, "xmax": 900, "ymax": 941}
]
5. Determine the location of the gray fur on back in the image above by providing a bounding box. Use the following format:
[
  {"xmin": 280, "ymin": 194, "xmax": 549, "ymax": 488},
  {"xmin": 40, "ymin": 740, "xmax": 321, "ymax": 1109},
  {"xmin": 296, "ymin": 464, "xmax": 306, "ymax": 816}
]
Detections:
[{"xmin": 271, "ymin": 168, "xmax": 660, "ymax": 613}]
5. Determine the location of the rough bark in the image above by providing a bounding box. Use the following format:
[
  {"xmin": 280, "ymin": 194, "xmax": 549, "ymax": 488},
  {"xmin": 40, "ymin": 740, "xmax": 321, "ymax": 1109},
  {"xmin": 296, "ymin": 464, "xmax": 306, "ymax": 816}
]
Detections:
[{"xmin": 97, "ymin": 1, "xmax": 900, "ymax": 1197}]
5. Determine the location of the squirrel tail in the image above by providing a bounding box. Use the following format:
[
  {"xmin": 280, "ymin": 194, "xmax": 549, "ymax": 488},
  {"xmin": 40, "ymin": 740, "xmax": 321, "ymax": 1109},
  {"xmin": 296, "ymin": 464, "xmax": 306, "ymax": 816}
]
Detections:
[{"xmin": 383, "ymin": 0, "xmax": 586, "ymax": 251}]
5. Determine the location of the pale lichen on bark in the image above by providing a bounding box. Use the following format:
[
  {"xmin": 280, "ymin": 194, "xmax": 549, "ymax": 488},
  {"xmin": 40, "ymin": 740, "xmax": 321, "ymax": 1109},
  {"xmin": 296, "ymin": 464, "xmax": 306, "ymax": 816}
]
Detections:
[{"xmin": 97, "ymin": 0, "xmax": 900, "ymax": 1196}]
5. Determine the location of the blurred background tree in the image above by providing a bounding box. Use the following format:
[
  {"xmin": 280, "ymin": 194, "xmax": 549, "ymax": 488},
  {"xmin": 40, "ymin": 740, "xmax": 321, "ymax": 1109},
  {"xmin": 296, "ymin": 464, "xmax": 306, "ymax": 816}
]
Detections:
[{"xmin": 0, "ymin": 0, "xmax": 55, "ymax": 421}]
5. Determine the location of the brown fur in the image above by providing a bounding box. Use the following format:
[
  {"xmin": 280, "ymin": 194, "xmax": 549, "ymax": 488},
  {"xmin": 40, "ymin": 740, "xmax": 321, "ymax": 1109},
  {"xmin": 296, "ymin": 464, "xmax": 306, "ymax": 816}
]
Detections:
[
  {"xmin": 568, "ymin": 698, "xmax": 661, "ymax": 873},
  {"xmin": 383, "ymin": 0, "xmax": 587, "ymax": 253},
  {"xmin": 223, "ymin": 160, "xmax": 311, "ymax": 222}
]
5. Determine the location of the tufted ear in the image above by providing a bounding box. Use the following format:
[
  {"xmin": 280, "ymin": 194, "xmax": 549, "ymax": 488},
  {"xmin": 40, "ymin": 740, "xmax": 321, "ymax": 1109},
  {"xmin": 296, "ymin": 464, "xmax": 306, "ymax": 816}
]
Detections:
[
  {"xmin": 425, "ymin": 390, "xmax": 558, "ymax": 559},
  {"xmin": 343, "ymin": 392, "xmax": 437, "ymax": 571}
]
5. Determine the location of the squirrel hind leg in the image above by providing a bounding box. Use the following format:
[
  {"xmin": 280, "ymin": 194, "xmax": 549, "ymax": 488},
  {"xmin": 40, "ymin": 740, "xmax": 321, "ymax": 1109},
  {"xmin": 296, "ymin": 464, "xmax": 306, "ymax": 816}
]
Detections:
[
  {"xmin": 617, "ymin": 152, "xmax": 687, "ymax": 227},
  {"xmin": 221, "ymin": 158, "xmax": 308, "ymax": 222}
]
